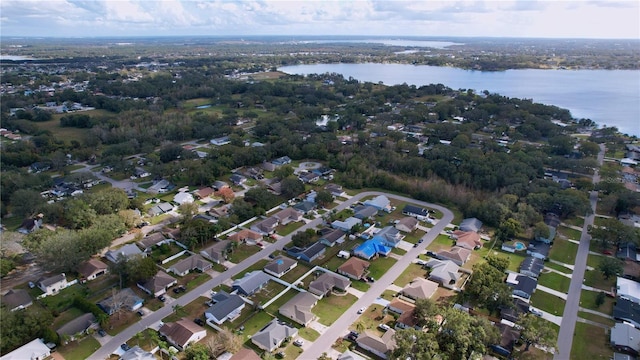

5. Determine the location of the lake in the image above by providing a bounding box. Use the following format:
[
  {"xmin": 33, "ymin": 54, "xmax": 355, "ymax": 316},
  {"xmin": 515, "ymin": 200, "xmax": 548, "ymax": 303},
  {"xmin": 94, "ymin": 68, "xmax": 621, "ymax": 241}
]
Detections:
[{"xmin": 279, "ymin": 63, "xmax": 640, "ymax": 136}]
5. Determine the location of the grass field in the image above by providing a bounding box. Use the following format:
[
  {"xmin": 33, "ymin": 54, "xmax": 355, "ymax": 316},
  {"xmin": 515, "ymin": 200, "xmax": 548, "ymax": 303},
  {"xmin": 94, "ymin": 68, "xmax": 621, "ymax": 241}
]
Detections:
[
  {"xmin": 537, "ymin": 272, "xmax": 571, "ymax": 293},
  {"xmin": 313, "ymin": 293, "xmax": 357, "ymax": 326},
  {"xmin": 578, "ymin": 311, "xmax": 615, "ymax": 327},
  {"xmin": 570, "ymin": 322, "xmax": 613, "ymax": 360},
  {"xmin": 530, "ymin": 291, "xmax": 565, "ymax": 316},
  {"xmin": 544, "ymin": 262, "xmax": 573, "ymax": 274},
  {"xmin": 549, "ymin": 239, "xmax": 578, "ymax": 265},
  {"xmin": 583, "ymin": 269, "xmax": 616, "ymax": 291},
  {"xmin": 587, "ymin": 253, "xmax": 606, "ymax": 269},
  {"xmin": 368, "ymin": 257, "xmax": 397, "ymax": 279},
  {"xmin": 393, "ymin": 263, "xmax": 427, "ymax": 287},
  {"xmin": 580, "ymin": 290, "xmax": 614, "ymax": 314},
  {"xmin": 59, "ymin": 337, "xmax": 101, "ymax": 360}
]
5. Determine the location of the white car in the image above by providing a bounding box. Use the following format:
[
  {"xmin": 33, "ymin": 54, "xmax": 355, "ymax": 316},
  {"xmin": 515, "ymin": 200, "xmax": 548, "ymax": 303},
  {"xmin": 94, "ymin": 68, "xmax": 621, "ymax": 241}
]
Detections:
[
  {"xmin": 529, "ymin": 307, "xmax": 543, "ymax": 317},
  {"xmin": 293, "ymin": 339, "xmax": 304, "ymax": 346},
  {"xmin": 357, "ymin": 307, "xmax": 366, "ymax": 314},
  {"xmin": 378, "ymin": 324, "xmax": 391, "ymax": 331}
]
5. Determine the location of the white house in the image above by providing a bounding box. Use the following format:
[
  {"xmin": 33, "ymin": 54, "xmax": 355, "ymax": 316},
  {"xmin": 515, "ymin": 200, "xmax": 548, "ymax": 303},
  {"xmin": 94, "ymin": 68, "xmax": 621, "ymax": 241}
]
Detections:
[
  {"xmin": 0, "ymin": 338, "xmax": 50, "ymax": 360},
  {"xmin": 37, "ymin": 273, "xmax": 69, "ymax": 296},
  {"xmin": 173, "ymin": 192, "xmax": 195, "ymax": 205}
]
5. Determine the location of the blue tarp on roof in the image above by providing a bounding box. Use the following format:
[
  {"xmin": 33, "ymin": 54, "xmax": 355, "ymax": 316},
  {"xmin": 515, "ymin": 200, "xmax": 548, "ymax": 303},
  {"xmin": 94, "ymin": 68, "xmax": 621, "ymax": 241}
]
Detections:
[{"xmin": 354, "ymin": 238, "xmax": 392, "ymax": 260}]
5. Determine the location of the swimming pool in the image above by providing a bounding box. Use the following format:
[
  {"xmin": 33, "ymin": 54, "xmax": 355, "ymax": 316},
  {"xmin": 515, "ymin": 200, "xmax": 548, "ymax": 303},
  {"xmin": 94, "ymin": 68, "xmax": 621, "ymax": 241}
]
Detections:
[{"xmin": 514, "ymin": 241, "xmax": 526, "ymax": 251}]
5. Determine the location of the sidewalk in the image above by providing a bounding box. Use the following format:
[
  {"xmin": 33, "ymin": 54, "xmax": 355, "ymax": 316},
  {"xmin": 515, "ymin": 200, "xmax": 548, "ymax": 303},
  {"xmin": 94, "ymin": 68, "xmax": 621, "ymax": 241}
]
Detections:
[
  {"xmin": 548, "ymin": 259, "xmax": 575, "ymax": 271},
  {"xmin": 536, "ymin": 284, "xmax": 568, "ymax": 300},
  {"xmin": 578, "ymin": 307, "xmax": 614, "ymax": 320},
  {"xmin": 543, "ymin": 267, "xmax": 572, "ymax": 278}
]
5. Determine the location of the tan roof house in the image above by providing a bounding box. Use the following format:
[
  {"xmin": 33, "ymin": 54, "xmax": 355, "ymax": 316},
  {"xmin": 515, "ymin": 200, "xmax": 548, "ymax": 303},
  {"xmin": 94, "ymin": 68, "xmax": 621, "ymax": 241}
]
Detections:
[
  {"xmin": 200, "ymin": 240, "xmax": 230, "ymax": 264},
  {"xmin": 78, "ymin": 258, "xmax": 109, "ymax": 281},
  {"xmin": 451, "ymin": 230, "xmax": 482, "ymax": 250},
  {"xmin": 356, "ymin": 329, "xmax": 396, "ymax": 359},
  {"xmin": 399, "ymin": 278, "xmax": 438, "ymax": 302},
  {"xmin": 228, "ymin": 229, "xmax": 263, "ymax": 244},
  {"xmin": 159, "ymin": 318, "xmax": 207, "ymax": 350},
  {"xmin": 2, "ymin": 289, "xmax": 33, "ymax": 311},
  {"xmin": 395, "ymin": 217, "xmax": 419, "ymax": 233},
  {"xmin": 436, "ymin": 246, "xmax": 472, "ymax": 266},
  {"xmin": 168, "ymin": 254, "xmax": 212, "ymax": 276},
  {"xmin": 137, "ymin": 271, "xmax": 177, "ymax": 297},
  {"xmin": 263, "ymin": 256, "xmax": 297, "ymax": 278},
  {"xmin": 309, "ymin": 272, "xmax": 351, "ymax": 297},
  {"xmin": 273, "ymin": 207, "xmax": 303, "ymax": 225},
  {"xmin": 337, "ymin": 257, "xmax": 370, "ymax": 280},
  {"xmin": 279, "ymin": 291, "xmax": 318, "ymax": 326}
]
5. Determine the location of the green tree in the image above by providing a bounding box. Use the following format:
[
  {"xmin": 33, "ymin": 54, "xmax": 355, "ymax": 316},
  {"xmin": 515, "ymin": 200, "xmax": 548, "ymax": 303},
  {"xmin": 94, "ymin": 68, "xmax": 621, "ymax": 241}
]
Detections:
[
  {"xmin": 597, "ymin": 257, "xmax": 623, "ymax": 279},
  {"xmin": 436, "ymin": 307, "xmax": 500, "ymax": 359},
  {"xmin": 518, "ymin": 313, "xmax": 557, "ymax": 351},
  {"xmin": 485, "ymin": 254, "xmax": 510, "ymax": 272},
  {"xmin": 464, "ymin": 262, "xmax": 512, "ymax": 313},
  {"xmin": 595, "ymin": 291, "xmax": 606, "ymax": 307},
  {"xmin": 414, "ymin": 298, "xmax": 439, "ymax": 328},
  {"xmin": 315, "ymin": 190, "xmax": 334, "ymax": 207},
  {"xmin": 178, "ymin": 201, "xmax": 199, "ymax": 222},
  {"xmin": 392, "ymin": 328, "xmax": 440, "ymax": 360},
  {"xmin": 84, "ymin": 188, "xmax": 129, "ymax": 215},
  {"xmin": 273, "ymin": 165, "xmax": 294, "ymax": 179},
  {"xmin": 64, "ymin": 198, "xmax": 97, "ymax": 229},
  {"xmin": 10, "ymin": 189, "xmax": 44, "ymax": 219},
  {"xmin": 185, "ymin": 343, "xmax": 210, "ymax": 360},
  {"xmin": 280, "ymin": 176, "xmax": 305, "ymax": 199},
  {"xmin": 533, "ymin": 221, "xmax": 550, "ymax": 240},
  {"xmin": 495, "ymin": 218, "xmax": 522, "ymax": 242},
  {"xmin": 125, "ymin": 255, "xmax": 158, "ymax": 284}
]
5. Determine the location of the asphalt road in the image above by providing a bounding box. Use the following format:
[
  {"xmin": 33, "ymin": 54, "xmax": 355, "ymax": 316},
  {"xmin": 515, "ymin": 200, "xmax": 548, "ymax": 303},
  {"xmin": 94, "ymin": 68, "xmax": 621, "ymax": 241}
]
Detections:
[
  {"xmin": 554, "ymin": 144, "xmax": 605, "ymax": 359},
  {"xmin": 88, "ymin": 191, "xmax": 452, "ymax": 360}
]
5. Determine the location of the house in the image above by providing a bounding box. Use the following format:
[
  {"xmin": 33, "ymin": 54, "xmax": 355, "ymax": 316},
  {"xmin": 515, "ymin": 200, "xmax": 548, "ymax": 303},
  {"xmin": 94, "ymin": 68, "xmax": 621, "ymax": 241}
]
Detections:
[
  {"xmin": 308, "ymin": 272, "xmax": 351, "ymax": 297},
  {"xmin": 0, "ymin": 338, "xmax": 50, "ymax": 360},
  {"xmin": 168, "ymin": 254, "xmax": 212, "ymax": 276},
  {"xmin": 387, "ymin": 298, "xmax": 416, "ymax": 315},
  {"xmin": 98, "ymin": 288, "xmax": 144, "ymax": 315},
  {"xmin": 210, "ymin": 136, "xmax": 231, "ymax": 146},
  {"xmin": 18, "ymin": 217, "xmax": 43, "ymax": 234},
  {"xmin": 399, "ymin": 278, "xmax": 439, "ymax": 302},
  {"xmin": 337, "ymin": 257, "xmax": 370, "ymax": 280},
  {"xmin": 293, "ymin": 201, "xmax": 316, "ymax": 214},
  {"xmin": 200, "ymin": 240, "xmax": 230, "ymax": 264},
  {"xmin": 56, "ymin": 313, "xmax": 98, "ymax": 341},
  {"xmin": 372, "ymin": 226, "xmax": 404, "ymax": 247},
  {"xmin": 402, "ymin": 205, "xmax": 429, "ymax": 220},
  {"xmin": 436, "ymin": 246, "xmax": 471, "ymax": 266},
  {"xmin": 37, "ymin": 273, "xmax": 69, "ymax": 296},
  {"xmin": 506, "ymin": 273, "xmax": 537, "ymax": 299},
  {"xmin": 612, "ymin": 353, "xmax": 636, "ymax": 360},
  {"xmin": 263, "ymin": 256, "xmax": 297, "ymax": 278},
  {"xmin": 319, "ymin": 229, "xmax": 346, "ymax": 247},
  {"xmin": 618, "ymin": 277, "xmax": 640, "ymax": 304},
  {"xmin": 395, "ymin": 217, "xmax": 418, "ymax": 233},
  {"xmin": 535, "ymin": 225, "xmax": 556, "ymax": 244},
  {"xmin": 228, "ymin": 229, "xmax": 263, "ymax": 244},
  {"xmin": 273, "ymin": 207, "xmax": 303, "ymax": 225},
  {"xmin": 354, "ymin": 238, "xmax": 392, "ymax": 260},
  {"xmin": 251, "ymin": 319, "xmax": 298, "ymax": 352},
  {"xmin": 266, "ymin": 181, "xmax": 282, "ymax": 195},
  {"xmin": 325, "ymin": 184, "xmax": 346, "ymax": 198},
  {"xmin": 519, "ymin": 257, "xmax": 545, "ymax": 278},
  {"xmin": 261, "ymin": 161, "xmax": 277, "ymax": 172},
  {"xmin": 194, "ymin": 187, "xmax": 215, "ymax": 199},
  {"xmin": 232, "ymin": 271, "xmax": 270, "ymax": 296},
  {"xmin": 425, "ymin": 259, "xmax": 461, "ymax": 285},
  {"xmin": 331, "ymin": 217, "xmax": 362, "ymax": 232},
  {"xmin": 299, "ymin": 172, "xmax": 320, "ymax": 183},
  {"xmin": 353, "ymin": 205, "xmax": 378, "ymax": 220},
  {"xmin": 500, "ymin": 298, "xmax": 530, "ymax": 323},
  {"xmin": 338, "ymin": 350, "xmax": 367, "ymax": 360},
  {"xmin": 120, "ymin": 345, "xmax": 155, "ymax": 360},
  {"xmin": 614, "ymin": 298, "xmax": 640, "ymax": 329},
  {"xmin": 451, "ymin": 230, "xmax": 482, "ymax": 250},
  {"xmin": 271, "ymin": 156, "xmax": 292, "ymax": 166},
  {"xmin": 173, "ymin": 192, "xmax": 195, "ymax": 205},
  {"xmin": 356, "ymin": 329, "xmax": 396, "ymax": 359},
  {"xmin": 459, "ymin": 218, "xmax": 483, "ymax": 232},
  {"xmin": 494, "ymin": 323, "xmax": 521, "ymax": 355},
  {"xmin": 137, "ymin": 271, "xmax": 177, "ymax": 297},
  {"xmin": 395, "ymin": 308, "xmax": 420, "ymax": 330},
  {"xmin": 611, "ymin": 322, "xmax": 640, "ymax": 355},
  {"xmin": 527, "ymin": 240, "xmax": 551, "ymax": 260},
  {"xmin": 229, "ymin": 348, "xmax": 262, "ymax": 360},
  {"xmin": 204, "ymin": 291, "xmax": 245, "ymax": 325},
  {"xmin": 618, "ymin": 242, "xmax": 640, "ymax": 262},
  {"xmin": 77, "ymin": 258, "xmax": 109, "ymax": 281},
  {"xmin": 251, "ymin": 217, "xmax": 279, "ymax": 235},
  {"xmin": 230, "ymin": 174, "xmax": 247, "ymax": 186},
  {"xmin": 159, "ymin": 319, "xmax": 207, "ymax": 350},
  {"xmin": 2, "ymin": 289, "xmax": 33, "ymax": 311},
  {"xmin": 286, "ymin": 242, "xmax": 326, "ymax": 263},
  {"xmin": 363, "ymin": 195, "xmax": 391, "ymax": 211},
  {"xmin": 137, "ymin": 232, "xmax": 168, "ymax": 252},
  {"xmin": 148, "ymin": 202, "xmax": 175, "ymax": 216},
  {"xmin": 105, "ymin": 244, "xmax": 145, "ymax": 263},
  {"xmin": 279, "ymin": 291, "xmax": 318, "ymax": 326},
  {"xmin": 212, "ymin": 181, "xmax": 229, "ymax": 191}
]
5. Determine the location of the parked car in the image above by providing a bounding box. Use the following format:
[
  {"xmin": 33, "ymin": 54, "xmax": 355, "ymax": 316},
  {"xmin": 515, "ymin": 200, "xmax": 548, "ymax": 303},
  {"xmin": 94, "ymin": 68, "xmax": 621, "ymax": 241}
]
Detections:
[
  {"xmin": 173, "ymin": 285, "xmax": 186, "ymax": 294},
  {"xmin": 426, "ymin": 250, "xmax": 437, "ymax": 257},
  {"xmin": 121, "ymin": 344, "xmax": 131, "ymax": 351},
  {"xmin": 194, "ymin": 318, "xmax": 205, "ymax": 326},
  {"xmin": 98, "ymin": 329, "xmax": 107, "ymax": 337},
  {"xmin": 293, "ymin": 339, "xmax": 304, "ymax": 346},
  {"xmin": 357, "ymin": 307, "xmax": 366, "ymax": 314},
  {"xmin": 529, "ymin": 307, "xmax": 543, "ymax": 317},
  {"xmin": 158, "ymin": 295, "xmax": 166, "ymax": 302},
  {"xmin": 276, "ymin": 351, "xmax": 286, "ymax": 358},
  {"xmin": 378, "ymin": 323, "xmax": 391, "ymax": 331},
  {"xmin": 28, "ymin": 281, "xmax": 35, "ymax": 289}
]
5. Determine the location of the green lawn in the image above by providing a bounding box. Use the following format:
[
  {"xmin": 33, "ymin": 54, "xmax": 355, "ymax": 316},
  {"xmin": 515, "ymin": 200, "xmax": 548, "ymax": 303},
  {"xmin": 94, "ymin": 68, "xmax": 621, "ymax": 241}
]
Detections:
[
  {"xmin": 537, "ymin": 272, "xmax": 571, "ymax": 293},
  {"xmin": 426, "ymin": 234, "xmax": 454, "ymax": 251},
  {"xmin": 52, "ymin": 307, "xmax": 85, "ymax": 329},
  {"xmin": 227, "ymin": 245, "xmax": 263, "ymax": 265},
  {"xmin": 557, "ymin": 226, "xmax": 583, "ymax": 241},
  {"xmin": 280, "ymin": 261, "xmax": 313, "ymax": 283},
  {"xmin": 368, "ymin": 257, "xmax": 397, "ymax": 279},
  {"xmin": 350, "ymin": 280, "xmax": 371, "ymax": 292},
  {"xmin": 163, "ymin": 296, "xmax": 210, "ymax": 323},
  {"xmin": 59, "ymin": 337, "xmax": 101, "ymax": 360},
  {"xmin": 483, "ymin": 247, "xmax": 528, "ymax": 272},
  {"xmin": 549, "ymin": 239, "xmax": 578, "ymax": 265},
  {"xmin": 587, "ymin": 253, "xmax": 606, "ymax": 269},
  {"xmin": 562, "ymin": 217, "xmax": 585, "ymax": 228},
  {"xmin": 530, "ymin": 291, "xmax": 565, "ymax": 316},
  {"xmin": 40, "ymin": 284, "xmax": 89, "ymax": 313},
  {"xmin": 232, "ymin": 259, "xmax": 269, "ymax": 280},
  {"xmin": 298, "ymin": 327, "xmax": 320, "ymax": 341},
  {"xmin": 578, "ymin": 311, "xmax": 615, "ymax": 327},
  {"xmin": 265, "ymin": 289, "xmax": 299, "ymax": 313},
  {"xmin": 583, "ymin": 269, "xmax": 616, "ymax": 291},
  {"xmin": 185, "ymin": 273, "xmax": 212, "ymax": 290},
  {"xmin": 278, "ymin": 221, "xmax": 305, "ymax": 236},
  {"xmin": 570, "ymin": 322, "xmax": 613, "ymax": 360},
  {"xmin": 393, "ymin": 263, "xmax": 427, "ymax": 287},
  {"xmin": 544, "ymin": 262, "xmax": 573, "ymax": 274},
  {"xmin": 251, "ymin": 282, "xmax": 287, "ymax": 307},
  {"xmin": 236, "ymin": 311, "xmax": 274, "ymax": 342},
  {"xmin": 313, "ymin": 294, "xmax": 357, "ymax": 326},
  {"xmin": 391, "ymin": 247, "xmax": 407, "ymax": 256},
  {"xmin": 580, "ymin": 290, "xmax": 614, "ymax": 314}
]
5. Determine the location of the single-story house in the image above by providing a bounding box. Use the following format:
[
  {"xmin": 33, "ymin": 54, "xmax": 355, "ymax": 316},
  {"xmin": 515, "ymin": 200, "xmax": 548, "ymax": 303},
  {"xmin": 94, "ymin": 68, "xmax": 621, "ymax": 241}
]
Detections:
[
  {"xmin": 527, "ymin": 241, "xmax": 551, "ymax": 260},
  {"xmin": 0, "ymin": 338, "xmax": 50, "ymax": 360},
  {"xmin": 356, "ymin": 329, "xmax": 396, "ymax": 359},
  {"xmin": 500, "ymin": 298, "xmax": 530, "ymax": 323},
  {"xmin": 232, "ymin": 271, "xmax": 271, "ymax": 296},
  {"xmin": 494, "ymin": 322, "xmax": 521, "ymax": 355},
  {"xmin": 618, "ymin": 277, "xmax": 640, "ymax": 304},
  {"xmin": 506, "ymin": 273, "xmax": 537, "ymax": 299},
  {"xmin": 137, "ymin": 271, "xmax": 177, "ymax": 297},
  {"xmin": 325, "ymin": 184, "xmax": 346, "ymax": 198},
  {"xmin": 387, "ymin": 298, "xmax": 416, "ymax": 315},
  {"xmin": 459, "ymin": 218, "xmax": 483, "ymax": 232},
  {"xmin": 436, "ymin": 246, "xmax": 471, "ymax": 266},
  {"xmin": 611, "ymin": 322, "xmax": 640, "ymax": 355},
  {"xmin": 230, "ymin": 174, "xmax": 247, "ymax": 186},
  {"xmin": 37, "ymin": 273, "xmax": 69, "ymax": 296},
  {"xmin": 212, "ymin": 181, "xmax": 229, "ymax": 191},
  {"xmin": 137, "ymin": 232, "xmax": 168, "ymax": 252},
  {"xmin": 338, "ymin": 350, "xmax": 367, "ymax": 360},
  {"xmin": 174, "ymin": 192, "xmax": 195, "ymax": 205},
  {"xmin": 251, "ymin": 319, "xmax": 299, "ymax": 352},
  {"xmin": 354, "ymin": 238, "xmax": 392, "ymax": 260},
  {"xmin": 372, "ymin": 226, "xmax": 404, "ymax": 247},
  {"xmin": 396, "ymin": 308, "xmax": 420, "ymax": 330},
  {"xmin": 194, "ymin": 187, "xmax": 215, "ymax": 199},
  {"xmin": 363, "ymin": 195, "xmax": 391, "ymax": 212},
  {"xmin": 319, "ymin": 228, "xmax": 346, "ymax": 247},
  {"xmin": 618, "ymin": 242, "xmax": 640, "ymax": 262},
  {"xmin": 613, "ymin": 297, "xmax": 640, "ymax": 329},
  {"xmin": 228, "ymin": 229, "xmax": 263, "ymax": 244},
  {"xmin": 353, "ymin": 205, "xmax": 378, "ymax": 220},
  {"xmin": 331, "ymin": 217, "xmax": 362, "ymax": 232},
  {"xmin": 309, "ymin": 272, "xmax": 351, "ymax": 297},
  {"xmin": 159, "ymin": 319, "xmax": 207, "ymax": 350},
  {"xmin": 200, "ymin": 240, "xmax": 231, "ymax": 264},
  {"xmin": 286, "ymin": 242, "xmax": 327, "ymax": 263},
  {"xmin": 279, "ymin": 291, "xmax": 318, "ymax": 326},
  {"xmin": 105, "ymin": 244, "xmax": 145, "ymax": 263},
  {"xmin": 261, "ymin": 161, "xmax": 277, "ymax": 172},
  {"xmin": 402, "ymin": 205, "xmax": 429, "ymax": 220},
  {"xmin": 451, "ymin": 230, "xmax": 482, "ymax": 250},
  {"xmin": 204, "ymin": 291, "xmax": 245, "ymax": 325},
  {"xmin": 425, "ymin": 259, "xmax": 461, "ymax": 285},
  {"xmin": 519, "ymin": 256, "xmax": 545, "ymax": 278},
  {"xmin": 273, "ymin": 207, "xmax": 303, "ymax": 225},
  {"xmin": 77, "ymin": 258, "xmax": 109, "ymax": 281},
  {"xmin": 299, "ymin": 172, "xmax": 320, "ymax": 183},
  {"xmin": 337, "ymin": 257, "xmax": 370, "ymax": 280},
  {"xmin": 395, "ymin": 217, "xmax": 418, "ymax": 233},
  {"xmin": 2, "ymin": 289, "xmax": 33, "ymax": 311},
  {"xmin": 293, "ymin": 201, "xmax": 316, "ymax": 214},
  {"xmin": 148, "ymin": 202, "xmax": 175, "ymax": 216},
  {"xmin": 56, "ymin": 313, "xmax": 98, "ymax": 342},
  {"xmin": 120, "ymin": 345, "xmax": 155, "ymax": 360},
  {"xmin": 263, "ymin": 256, "xmax": 297, "ymax": 278},
  {"xmin": 271, "ymin": 156, "xmax": 292, "ymax": 166},
  {"xmin": 399, "ymin": 278, "xmax": 439, "ymax": 302},
  {"xmin": 168, "ymin": 254, "xmax": 212, "ymax": 276},
  {"xmin": 98, "ymin": 288, "xmax": 144, "ymax": 315},
  {"xmin": 251, "ymin": 217, "xmax": 279, "ymax": 235},
  {"xmin": 612, "ymin": 353, "xmax": 636, "ymax": 360}
]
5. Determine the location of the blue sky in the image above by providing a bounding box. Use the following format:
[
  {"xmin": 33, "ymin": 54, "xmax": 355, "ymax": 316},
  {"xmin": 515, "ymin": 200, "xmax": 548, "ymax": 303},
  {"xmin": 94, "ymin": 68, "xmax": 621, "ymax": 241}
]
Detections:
[{"xmin": 1, "ymin": 0, "xmax": 639, "ymax": 39}]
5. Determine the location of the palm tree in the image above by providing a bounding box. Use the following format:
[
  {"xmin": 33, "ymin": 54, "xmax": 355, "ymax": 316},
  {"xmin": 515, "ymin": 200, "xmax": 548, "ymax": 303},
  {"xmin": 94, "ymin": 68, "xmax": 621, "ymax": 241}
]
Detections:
[
  {"xmin": 354, "ymin": 320, "xmax": 366, "ymax": 333},
  {"xmin": 172, "ymin": 304, "xmax": 186, "ymax": 317}
]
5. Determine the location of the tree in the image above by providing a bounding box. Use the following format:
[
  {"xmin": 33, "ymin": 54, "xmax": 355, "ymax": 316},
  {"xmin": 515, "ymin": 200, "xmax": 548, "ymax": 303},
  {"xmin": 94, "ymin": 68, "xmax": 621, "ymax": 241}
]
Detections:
[
  {"xmin": 118, "ymin": 209, "xmax": 141, "ymax": 228},
  {"xmin": 533, "ymin": 221, "xmax": 550, "ymax": 240},
  {"xmin": 10, "ymin": 189, "xmax": 44, "ymax": 219},
  {"xmin": 207, "ymin": 327, "xmax": 242, "ymax": 357},
  {"xmin": 595, "ymin": 291, "xmax": 606, "ymax": 307},
  {"xmin": 436, "ymin": 307, "xmax": 500, "ymax": 359},
  {"xmin": 84, "ymin": 189, "xmax": 129, "ymax": 215},
  {"xmin": 292, "ymin": 228, "xmax": 315, "ymax": 248},
  {"xmin": 392, "ymin": 328, "xmax": 440, "ymax": 360},
  {"xmin": 125, "ymin": 255, "xmax": 158, "ymax": 284},
  {"xmin": 280, "ymin": 176, "xmax": 305, "ymax": 199},
  {"xmin": 178, "ymin": 202, "xmax": 199, "ymax": 222},
  {"xmin": 273, "ymin": 165, "xmax": 294, "ymax": 179},
  {"xmin": 185, "ymin": 343, "xmax": 210, "ymax": 360},
  {"xmin": 215, "ymin": 186, "xmax": 235, "ymax": 203},
  {"xmin": 485, "ymin": 254, "xmax": 510, "ymax": 272},
  {"xmin": 64, "ymin": 199, "xmax": 97, "ymax": 229},
  {"xmin": 598, "ymin": 257, "xmax": 623, "ymax": 279},
  {"xmin": 315, "ymin": 190, "xmax": 334, "ymax": 207},
  {"xmin": 518, "ymin": 313, "xmax": 557, "ymax": 351},
  {"xmin": 495, "ymin": 218, "xmax": 522, "ymax": 242},
  {"xmin": 413, "ymin": 298, "xmax": 439, "ymax": 328},
  {"xmin": 172, "ymin": 304, "xmax": 187, "ymax": 317},
  {"xmin": 464, "ymin": 262, "xmax": 512, "ymax": 314},
  {"xmin": 589, "ymin": 218, "xmax": 639, "ymax": 249}
]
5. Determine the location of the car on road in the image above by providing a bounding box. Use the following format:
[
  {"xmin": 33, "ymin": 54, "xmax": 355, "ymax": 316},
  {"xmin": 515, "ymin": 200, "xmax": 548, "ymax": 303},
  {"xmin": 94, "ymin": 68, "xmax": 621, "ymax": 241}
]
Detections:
[
  {"xmin": 378, "ymin": 323, "xmax": 391, "ymax": 331},
  {"xmin": 357, "ymin": 307, "xmax": 366, "ymax": 314},
  {"xmin": 293, "ymin": 339, "xmax": 304, "ymax": 346},
  {"xmin": 418, "ymin": 238, "xmax": 424, "ymax": 243},
  {"xmin": 98, "ymin": 329, "xmax": 107, "ymax": 337},
  {"xmin": 529, "ymin": 307, "xmax": 543, "ymax": 317},
  {"xmin": 158, "ymin": 295, "xmax": 166, "ymax": 302},
  {"xmin": 413, "ymin": 243, "xmax": 419, "ymax": 248}
]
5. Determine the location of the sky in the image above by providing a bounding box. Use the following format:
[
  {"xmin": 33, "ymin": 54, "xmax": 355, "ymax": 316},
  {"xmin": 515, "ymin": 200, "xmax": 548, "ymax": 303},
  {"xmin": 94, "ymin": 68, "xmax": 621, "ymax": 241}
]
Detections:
[{"xmin": 1, "ymin": 0, "xmax": 639, "ymax": 39}]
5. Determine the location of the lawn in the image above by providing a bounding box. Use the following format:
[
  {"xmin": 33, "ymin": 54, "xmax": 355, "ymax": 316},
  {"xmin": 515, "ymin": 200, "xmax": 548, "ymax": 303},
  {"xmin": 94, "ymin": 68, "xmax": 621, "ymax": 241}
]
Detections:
[
  {"xmin": 587, "ymin": 253, "xmax": 606, "ymax": 269},
  {"xmin": 583, "ymin": 269, "xmax": 616, "ymax": 291},
  {"xmin": 368, "ymin": 257, "xmax": 397, "ymax": 279},
  {"xmin": 350, "ymin": 280, "xmax": 371, "ymax": 292},
  {"xmin": 549, "ymin": 239, "xmax": 578, "ymax": 265},
  {"xmin": 393, "ymin": 263, "xmax": 427, "ymax": 287},
  {"xmin": 52, "ymin": 307, "xmax": 85, "ymax": 329},
  {"xmin": 278, "ymin": 221, "xmax": 305, "ymax": 236},
  {"xmin": 537, "ymin": 272, "xmax": 571, "ymax": 293},
  {"xmin": 232, "ymin": 259, "xmax": 269, "ymax": 280},
  {"xmin": 163, "ymin": 296, "xmax": 210, "ymax": 323},
  {"xmin": 235, "ymin": 311, "xmax": 274, "ymax": 342},
  {"xmin": 557, "ymin": 226, "xmax": 583, "ymax": 241},
  {"xmin": 570, "ymin": 322, "xmax": 613, "ymax": 360},
  {"xmin": 426, "ymin": 234, "xmax": 454, "ymax": 251},
  {"xmin": 562, "ymin": 217, "xmax": 585, "ymax": 228},
  {"xmin": 578, "ymin": 311, "xmax": 615, "ymax": 327},
  {"xmin": 530, "ymin": 291, "xmax": 565, "ymax": 316},
  {"xmin": 298, "ymin": 327, "xmax": 320, "ymax": 341},
  {"xmin": 482, "ymin": 247, "xmax": 528, "ymax": 272},
  {"xmin": 280, "ymin": 261, "xmax": 313, "ymax": 283},
  {"xmin": 250, "ymin": 282, "xmax": 287, "ymax": 307},
  {"xmin": 391, "ymin": 247, "xmax": 407, "ymax": 256},
  {"xmin": 313, "ymin": 293, "xmax": 358, "ymax": 326},
  {"xmin": 580, "ymin": 290, "xmax": 614, "ymax": 314},
  {"xmin": 40, "ymin": 284, "xmax": 89, "ymax": 313},
  {"xmin": 544, "ymin": 262, "xmax": 573, "ymax": 274},
  {"xmin": 59, "ymin": 337, "xmax": 101, "ymax": 360},
  {"xmin": 227, "ymin": 244, "xmax": 262, "ymax": 264},
  {"xmin": 265, "ymin": 289, "xmax": 299, "ymax": 313},
  {"xmin": 184, "ymin": 273, "xmax": 212, "ymax": 291}
]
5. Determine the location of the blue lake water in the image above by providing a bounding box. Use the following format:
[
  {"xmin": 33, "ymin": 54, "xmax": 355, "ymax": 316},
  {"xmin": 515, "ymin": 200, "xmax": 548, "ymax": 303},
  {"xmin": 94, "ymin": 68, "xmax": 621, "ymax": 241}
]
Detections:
[{"xmin": 279, "ymin": 63, "xmax": 640, "ymax": 136}]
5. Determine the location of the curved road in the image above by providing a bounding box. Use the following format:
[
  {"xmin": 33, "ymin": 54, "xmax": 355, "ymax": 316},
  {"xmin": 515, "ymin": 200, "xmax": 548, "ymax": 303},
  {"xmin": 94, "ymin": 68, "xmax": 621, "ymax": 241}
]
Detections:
[{"xmin": 88, "ymin": 192, "xmax": 453, "ymax": 360}]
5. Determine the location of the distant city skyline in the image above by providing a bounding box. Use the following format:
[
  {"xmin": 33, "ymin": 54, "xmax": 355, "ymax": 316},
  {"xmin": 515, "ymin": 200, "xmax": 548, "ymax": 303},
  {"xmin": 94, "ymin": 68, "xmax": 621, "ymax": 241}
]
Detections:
[{"xmin": 1, "ymin": 0, "xmax": 639, "ymax": 39}]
